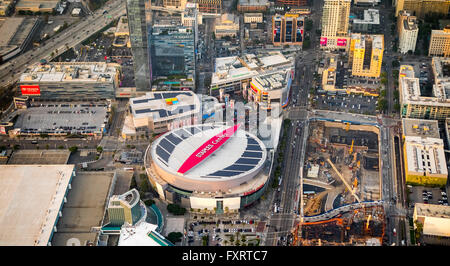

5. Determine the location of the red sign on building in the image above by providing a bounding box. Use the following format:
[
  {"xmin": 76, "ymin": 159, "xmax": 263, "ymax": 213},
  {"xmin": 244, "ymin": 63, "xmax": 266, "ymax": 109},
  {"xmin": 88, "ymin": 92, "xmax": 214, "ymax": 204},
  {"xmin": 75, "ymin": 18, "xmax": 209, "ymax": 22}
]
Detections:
[
  {"xmin": 177, "ymin": 124, "xmax": 241, "ymax": 174},
  {"xmin": 20, "ymin": 85, "xmax": 41, "ymax": 96}
]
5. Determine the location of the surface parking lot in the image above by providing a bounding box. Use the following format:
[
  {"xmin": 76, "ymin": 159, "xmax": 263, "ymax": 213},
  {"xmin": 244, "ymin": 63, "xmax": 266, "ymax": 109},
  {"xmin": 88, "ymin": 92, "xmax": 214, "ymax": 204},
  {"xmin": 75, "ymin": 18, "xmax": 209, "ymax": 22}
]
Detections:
[
  {"xmin": 313, "ymin": 94, "xmax": 378, "ymax": 115},
  {"xmin": 409, "ymin": 186, "xmax": 448, "ymax": 207},
  {"xmin": 186, "ymin": 219, "xmax": 259, "ymax": 246}
]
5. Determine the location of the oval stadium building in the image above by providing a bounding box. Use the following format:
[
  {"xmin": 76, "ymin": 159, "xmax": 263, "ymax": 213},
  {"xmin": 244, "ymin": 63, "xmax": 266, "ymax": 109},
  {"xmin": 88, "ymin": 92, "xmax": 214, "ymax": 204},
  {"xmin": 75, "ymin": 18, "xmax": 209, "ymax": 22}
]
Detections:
[{"xmin": 145, "ymin": 123, "xmax": 270, "ymax": 212}]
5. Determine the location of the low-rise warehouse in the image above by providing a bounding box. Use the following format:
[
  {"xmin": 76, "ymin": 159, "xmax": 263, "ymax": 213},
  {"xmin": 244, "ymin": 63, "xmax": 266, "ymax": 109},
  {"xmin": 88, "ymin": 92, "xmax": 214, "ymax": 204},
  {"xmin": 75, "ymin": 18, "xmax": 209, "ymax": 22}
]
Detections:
[{"xmin": 0, "ymin": 165, "xmax": 75, "ymax": 246}]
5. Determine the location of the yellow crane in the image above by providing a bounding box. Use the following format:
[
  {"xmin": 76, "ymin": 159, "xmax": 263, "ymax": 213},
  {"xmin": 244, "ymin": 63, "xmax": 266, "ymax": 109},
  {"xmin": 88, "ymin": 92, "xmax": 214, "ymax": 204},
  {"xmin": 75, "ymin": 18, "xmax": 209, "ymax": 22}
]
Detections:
[
  {"xmin": 327, "ymin": 158, "xmax": 361, "ymax": 203},
  {"xmin": 346, "ymin": 122, "xmax": 350, "ymax": 131},
  {"xmin": 366, "ymin": 214, "xmax": 372, "ymax": 230},
  {"xmin": 349, "ymin": 139, "xmax": 354, "ymax": 155}
]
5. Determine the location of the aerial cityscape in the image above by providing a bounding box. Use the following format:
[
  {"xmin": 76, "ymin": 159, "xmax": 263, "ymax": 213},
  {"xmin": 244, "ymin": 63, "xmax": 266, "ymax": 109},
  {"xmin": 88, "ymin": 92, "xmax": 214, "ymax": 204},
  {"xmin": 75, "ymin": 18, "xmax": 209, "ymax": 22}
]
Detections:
[{"xmin": 0, "ymin": 0, "xmax": 450, "ymax": 248}]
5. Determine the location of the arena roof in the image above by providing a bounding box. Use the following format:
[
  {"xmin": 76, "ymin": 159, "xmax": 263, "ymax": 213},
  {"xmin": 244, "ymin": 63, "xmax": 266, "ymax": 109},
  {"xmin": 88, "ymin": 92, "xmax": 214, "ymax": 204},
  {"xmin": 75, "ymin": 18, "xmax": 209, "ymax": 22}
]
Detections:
[
  {"xmin": 152, "ymin": 124, "xmax": 267, "ymax": 182},
  {"xmin": 0, "ymin": 165, "xmax": 75, "ymax": 246}
]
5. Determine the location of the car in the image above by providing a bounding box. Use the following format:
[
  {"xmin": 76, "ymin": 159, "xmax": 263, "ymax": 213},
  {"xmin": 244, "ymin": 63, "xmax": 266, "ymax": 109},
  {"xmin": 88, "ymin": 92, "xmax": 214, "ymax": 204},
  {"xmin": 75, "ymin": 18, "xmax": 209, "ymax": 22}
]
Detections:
[
  {"xmin": 441, "ymin": 191, "xmax": 447, "ymax": 196},
  {"xmin": 223, "ymin": 229, "xmax": 229, "ymax": 233}
]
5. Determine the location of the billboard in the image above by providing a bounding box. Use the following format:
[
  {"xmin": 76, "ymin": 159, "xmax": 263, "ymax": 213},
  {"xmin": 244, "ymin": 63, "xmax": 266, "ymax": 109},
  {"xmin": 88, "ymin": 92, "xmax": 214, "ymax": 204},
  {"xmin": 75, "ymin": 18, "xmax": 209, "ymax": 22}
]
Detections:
[
  {"xmin": 20, "ymin": 85, "xmax": 41, "ymax": 96},
  {"xmin": 177, "ymin": 124, "xmax": 241, "ymax": 174},
  {"xmin": 337, "ymin": 38, "xmax": 347, "ymax": 47},
  {"xmin": 250, "ymin": 82, "xmax": 261, "ymax": 95},
  {"xmin": 320, "ymin": 37, "xmax": 327, "ymax": 46}
]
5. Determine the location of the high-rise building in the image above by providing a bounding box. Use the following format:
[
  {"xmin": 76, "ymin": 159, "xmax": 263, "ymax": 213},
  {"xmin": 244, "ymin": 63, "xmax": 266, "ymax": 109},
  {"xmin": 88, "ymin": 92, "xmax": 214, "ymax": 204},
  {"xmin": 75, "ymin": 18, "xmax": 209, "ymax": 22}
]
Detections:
[
  {"xmin": 349, "ymin": 34, "xmax": 384, "ymax": 78},
  {"xmin": 196, "ymin": 0, "xmax": 222, "ymax": 13},
  {"xmin": 126, "ymin": 0, "xmax": 152, "ymax": 90},
  {"xmin": 151, "ymin": 24, "xmax": 196, "ymax": 83},
  {"xmin": 428, "ymin": 26, "xmax": 450, "ymax": 57},
  {"xmin": 107, "ymin": 189, "xmax": 145, "ymax": 227},
  {"xmin": 272, "ymin": 14, "xmax": 304, "ymax": 46},
  {"xmin": 397, "ymin": 10, "xmax": 418, "ymax": 54},
  {"xmin": 395, "ymin": 0, "xmax": 450, "ymax": 18},
  {"xmin": 351, "ymin": 8, "xmax": 381, "ymax": 34},
  {"xmin": 320, "ymin": 0, "xmax": 351, "ymax": 50}
]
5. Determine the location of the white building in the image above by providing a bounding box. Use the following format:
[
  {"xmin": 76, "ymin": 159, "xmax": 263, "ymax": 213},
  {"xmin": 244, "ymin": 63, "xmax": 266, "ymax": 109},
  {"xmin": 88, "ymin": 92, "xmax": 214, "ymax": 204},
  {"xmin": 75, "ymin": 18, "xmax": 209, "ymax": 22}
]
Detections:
[
  {"xmin": 398, "ymin": 10, "xmax": 418, "ymax": 54},
  {"xmin": 414, "ymin": 203, "xmax": 450, "ymax": 245},
  {"xmin": 126, "ymin": 91, "xmax": 201, "ymax": 137},
  {"xmin": 118, "ymin": 222, "xmax": 173, "ymax": 246}
]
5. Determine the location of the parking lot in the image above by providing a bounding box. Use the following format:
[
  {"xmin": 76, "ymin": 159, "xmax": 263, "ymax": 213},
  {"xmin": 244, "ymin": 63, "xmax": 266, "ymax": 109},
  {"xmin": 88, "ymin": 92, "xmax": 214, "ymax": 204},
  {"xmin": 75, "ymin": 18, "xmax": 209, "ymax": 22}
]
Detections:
[
  {"xmin": 409, "ymin": 186, "xmax": 448, "ymax": 207},
  {"xmin": 186, "ymin": 219, "xmax": 260, "ymax": 246},
  {"xmin": 313, "ymin": 94, "xmax": 378, "ymax": 115}
]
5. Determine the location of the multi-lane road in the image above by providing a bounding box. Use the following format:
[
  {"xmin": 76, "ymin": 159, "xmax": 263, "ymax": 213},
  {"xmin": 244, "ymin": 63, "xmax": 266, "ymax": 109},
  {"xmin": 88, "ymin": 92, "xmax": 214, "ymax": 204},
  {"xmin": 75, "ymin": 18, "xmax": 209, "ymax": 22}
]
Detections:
[{"xmin": 0, "ymin": 0, "xmax": 126, "ymax": 90}]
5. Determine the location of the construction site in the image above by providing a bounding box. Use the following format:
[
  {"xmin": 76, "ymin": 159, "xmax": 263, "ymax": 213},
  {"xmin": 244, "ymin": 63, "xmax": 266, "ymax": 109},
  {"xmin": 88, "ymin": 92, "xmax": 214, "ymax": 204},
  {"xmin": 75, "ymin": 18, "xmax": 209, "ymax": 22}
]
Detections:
[
  {"xmin": 294, "ymin": 120, "xmax": 385, "ymax": 245},
  {"xmin": 294, "ymin": 205, "xmax": 386, "ymax": 246}
]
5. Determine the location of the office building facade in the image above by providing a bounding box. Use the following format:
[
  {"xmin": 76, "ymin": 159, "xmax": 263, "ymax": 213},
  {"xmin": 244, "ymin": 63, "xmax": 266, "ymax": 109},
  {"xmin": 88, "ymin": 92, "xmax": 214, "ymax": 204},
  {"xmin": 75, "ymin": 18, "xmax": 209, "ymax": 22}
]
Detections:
[
  {"xmin": 429, "ymin": 26, "xmax": 450, "ymax": 57},
  {"xmin": 126, "ymin": 0, "xmax": 152, "ymax": 90},
  {"xmin": 395, "ymin": 0, "xmax": 450, "ymax": 18},
  {"xmin": 196, "ymin": 0, "xmax": 221, "ymax": 13},
  {"xmin": 320, "ymin": 0, "xmax": 351, "ymax": 50},
  {"xmin": 272, "ymin": 14, "xmax": 304, "ymax": 46},
  {"xmin": 398, "ymin": 10, "xmax": 418, "ymax": 54},
  {"xmin": 349, "ymin": 34, "xmax": 384, "ymax": 78},
  {"xmin": 151, "ymin": 25, "xmax": 195, "ymax": 83}
]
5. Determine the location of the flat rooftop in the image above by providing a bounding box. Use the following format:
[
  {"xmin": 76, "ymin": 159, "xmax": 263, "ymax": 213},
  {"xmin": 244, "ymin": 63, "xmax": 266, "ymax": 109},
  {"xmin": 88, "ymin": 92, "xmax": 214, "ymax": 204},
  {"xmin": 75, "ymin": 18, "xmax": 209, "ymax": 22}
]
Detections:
[
  {"xmin": 0, "ymin": 165, "xmax": 75, "ymax": 246},
  {"xmin": 351, "ymin": 34, "xmax": 384, "ymax": 50},
  {"xmin": 353, "ymin": 9, "xmax": 380, "ymax": 25},
  {"xmin": 51, "ymin": 171, "xmax": 115, "ymax": 246},
  {"xmin": 20, "ymin": 62, "xmax": 119, "ymax": 84},
  {"xmin": 212, "ymin": 51, "xmax": 293, "ymax": 86},
  {"xmin": 404, "ymin": 137, "xmax": 447, "ymax": 176},
  {"xmin": 119, "ymin": 222, "xmax": 172, "ymax": 246},
  {"xmin": 416, "ymin": 203, "xmax": 450, "ymax": 219},
  {"xmin": 402, "ymin": 118, "xmax": 440, "ymax": 139},
  {"xmin": 8, "ymin": 149, "xmax": 71, "ymax": 164},
  {"xmin": 0, "ymin": 17, "xmax": 37, "ymax": 55},
  {"xmin": 400, "ymin": 64, "xmax": 450, "ymax": 106},
  {"xmin": 130, "ymin": 91, "xmax": 200, "ymax": 121},
  {"xmin": 13, "ymin": 103, "xmax": 108, "ymax": 135}
]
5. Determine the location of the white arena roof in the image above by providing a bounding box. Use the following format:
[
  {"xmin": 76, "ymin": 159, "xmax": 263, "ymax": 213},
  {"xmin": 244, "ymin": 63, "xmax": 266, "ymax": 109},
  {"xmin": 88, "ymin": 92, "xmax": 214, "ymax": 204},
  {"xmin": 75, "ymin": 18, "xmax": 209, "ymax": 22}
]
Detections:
[
  {"xmin": 151, "ymin": 124, "xmax": 267, "ymax": 192},
  {"xmin": 0, "ymin": 165, "xmax": 75, "ymax": 246}
]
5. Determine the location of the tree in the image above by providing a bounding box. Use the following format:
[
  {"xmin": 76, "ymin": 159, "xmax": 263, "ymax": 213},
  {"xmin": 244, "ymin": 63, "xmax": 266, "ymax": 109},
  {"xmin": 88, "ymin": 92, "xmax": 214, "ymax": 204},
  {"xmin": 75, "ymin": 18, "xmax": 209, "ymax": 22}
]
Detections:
[
  {"xmin": 167, "ymin": 232, "xmax": 183, "ymax": 243},
  {"xmin": 377, "ymin": 98, "xmax": 388, "ymax": 112},
  {"xmin": 68, "ymin": 146, "xmax": 78, "ymax": 153},
  {"xmin": 58, "ymin": 145, "xmax": 64, "ymax": 149},
  {"xmin": 392, "ymin": 60, "xmax": 400, "ymax": 68},
  {"xmin": 305, "ymin": 19, "xmax": 313, "ymax": 32},
  {"xmin": 167, "ymin": 204, "xmax": 186, "ymax": 215},
  {"xmin": 96, "ymin": 146, "xmax": 103, "ymax": 153},
  {"xmin": 394, "ymin": 103, "xmax": 400, "ymax": 112},
  {"xmin": 140, "ymin": 178, "xmax": 149, "ymax": 192},
  {"xmin": 381, "ymin": 78, "xmax": 388, "ymax": 85}
]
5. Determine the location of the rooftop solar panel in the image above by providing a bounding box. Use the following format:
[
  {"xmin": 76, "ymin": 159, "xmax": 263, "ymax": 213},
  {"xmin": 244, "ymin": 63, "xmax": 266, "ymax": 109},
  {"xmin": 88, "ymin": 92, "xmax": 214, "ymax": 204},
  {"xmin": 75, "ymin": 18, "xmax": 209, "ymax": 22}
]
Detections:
[
  {"xmin": 223, "ymin": 164, "xmax": 254, "ymax": 172},
  {"xmin": 247, "ymin": 138, "xmax": 259, "ymax": 145},
  {"xmin": 133, "ymin": 99, "xmax": 148, "ymax": 104},
  {"xmin": 184, "ymin": 126, "xmax": 201, "ymax": 135},
  {"xmin": 159, "ymin": 138, "xmax": 175, "ymax": 153},
  {"xmin": 208, "ymin": 170, "xmax": 241, "ymax": 177},
  {"xmin": 158, "ymin": 158, "xmax": 168, "ymax": 167},
  {"xmin": 135, "ymin": 108, "xmax": 152, "ymax": 114},
  {"xmin": 242, "ymin": 151, "xmax": 262, "ymax": 158},
  {"xmin": 246, "ymin": 145, "xmax": 262, "ymax": 151},
  {"xmin": 173, "ymin": 129, "xmax": 192, "ymax": 140},
  {"xmin": 156, "ymin": 146, "xmax": 170, "ymax": 163},
  {"xmin": 161, "ymin": 92, "xmax": 192, "ymax": 98},
  {"xmin": 235, "ymin": 158, "xmax": 260, "ymax": 165},
  {"xmin": 165, "ymin": 133, "xmax": 182, "ymax": 145}
]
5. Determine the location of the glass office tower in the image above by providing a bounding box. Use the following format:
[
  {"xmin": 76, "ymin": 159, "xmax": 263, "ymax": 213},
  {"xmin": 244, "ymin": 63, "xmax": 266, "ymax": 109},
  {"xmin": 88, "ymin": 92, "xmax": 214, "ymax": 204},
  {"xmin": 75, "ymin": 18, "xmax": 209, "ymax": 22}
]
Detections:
[{"xmin": 126, "ymin": 0, "xmax": 152, "ymax": 90}]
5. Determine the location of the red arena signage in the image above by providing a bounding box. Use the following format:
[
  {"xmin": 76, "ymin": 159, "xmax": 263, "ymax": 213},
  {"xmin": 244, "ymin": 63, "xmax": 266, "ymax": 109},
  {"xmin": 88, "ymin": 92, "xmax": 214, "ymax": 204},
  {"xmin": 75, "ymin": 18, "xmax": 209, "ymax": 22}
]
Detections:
[
  {"xmin": 177, "ymin": 124, "xmax": 241, "ymax": 174},
  {"xmin": 20, "ymin": 85, "xmax": 41, "ymax": 96}
]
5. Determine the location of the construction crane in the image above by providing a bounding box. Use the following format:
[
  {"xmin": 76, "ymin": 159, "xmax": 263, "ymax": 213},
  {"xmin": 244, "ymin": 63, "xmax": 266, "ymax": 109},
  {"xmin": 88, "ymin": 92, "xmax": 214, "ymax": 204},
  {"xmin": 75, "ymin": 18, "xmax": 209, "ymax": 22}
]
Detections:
[
  {"xmin": 349, "ymin": 139, "xmax": 354, "ymax": 155},
  {"xmin": 327, "ymin": 158, "xmax": 361, "ymax": 203},
  {"xmin": 345, "ymin": 122, "xmax": 350, "ymax": 131},
  {"xmin": 366, "ymin": 214, "xmax": 372, "ymax": 230}
]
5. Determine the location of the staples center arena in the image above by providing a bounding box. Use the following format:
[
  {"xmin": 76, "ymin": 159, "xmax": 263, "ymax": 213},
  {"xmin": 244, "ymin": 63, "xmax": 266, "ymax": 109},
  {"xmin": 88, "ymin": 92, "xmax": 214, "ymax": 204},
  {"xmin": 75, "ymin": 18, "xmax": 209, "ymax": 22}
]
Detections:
[{"xmin": 145, "ymin": 123, "xmax": 270, "ymax": 212}]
